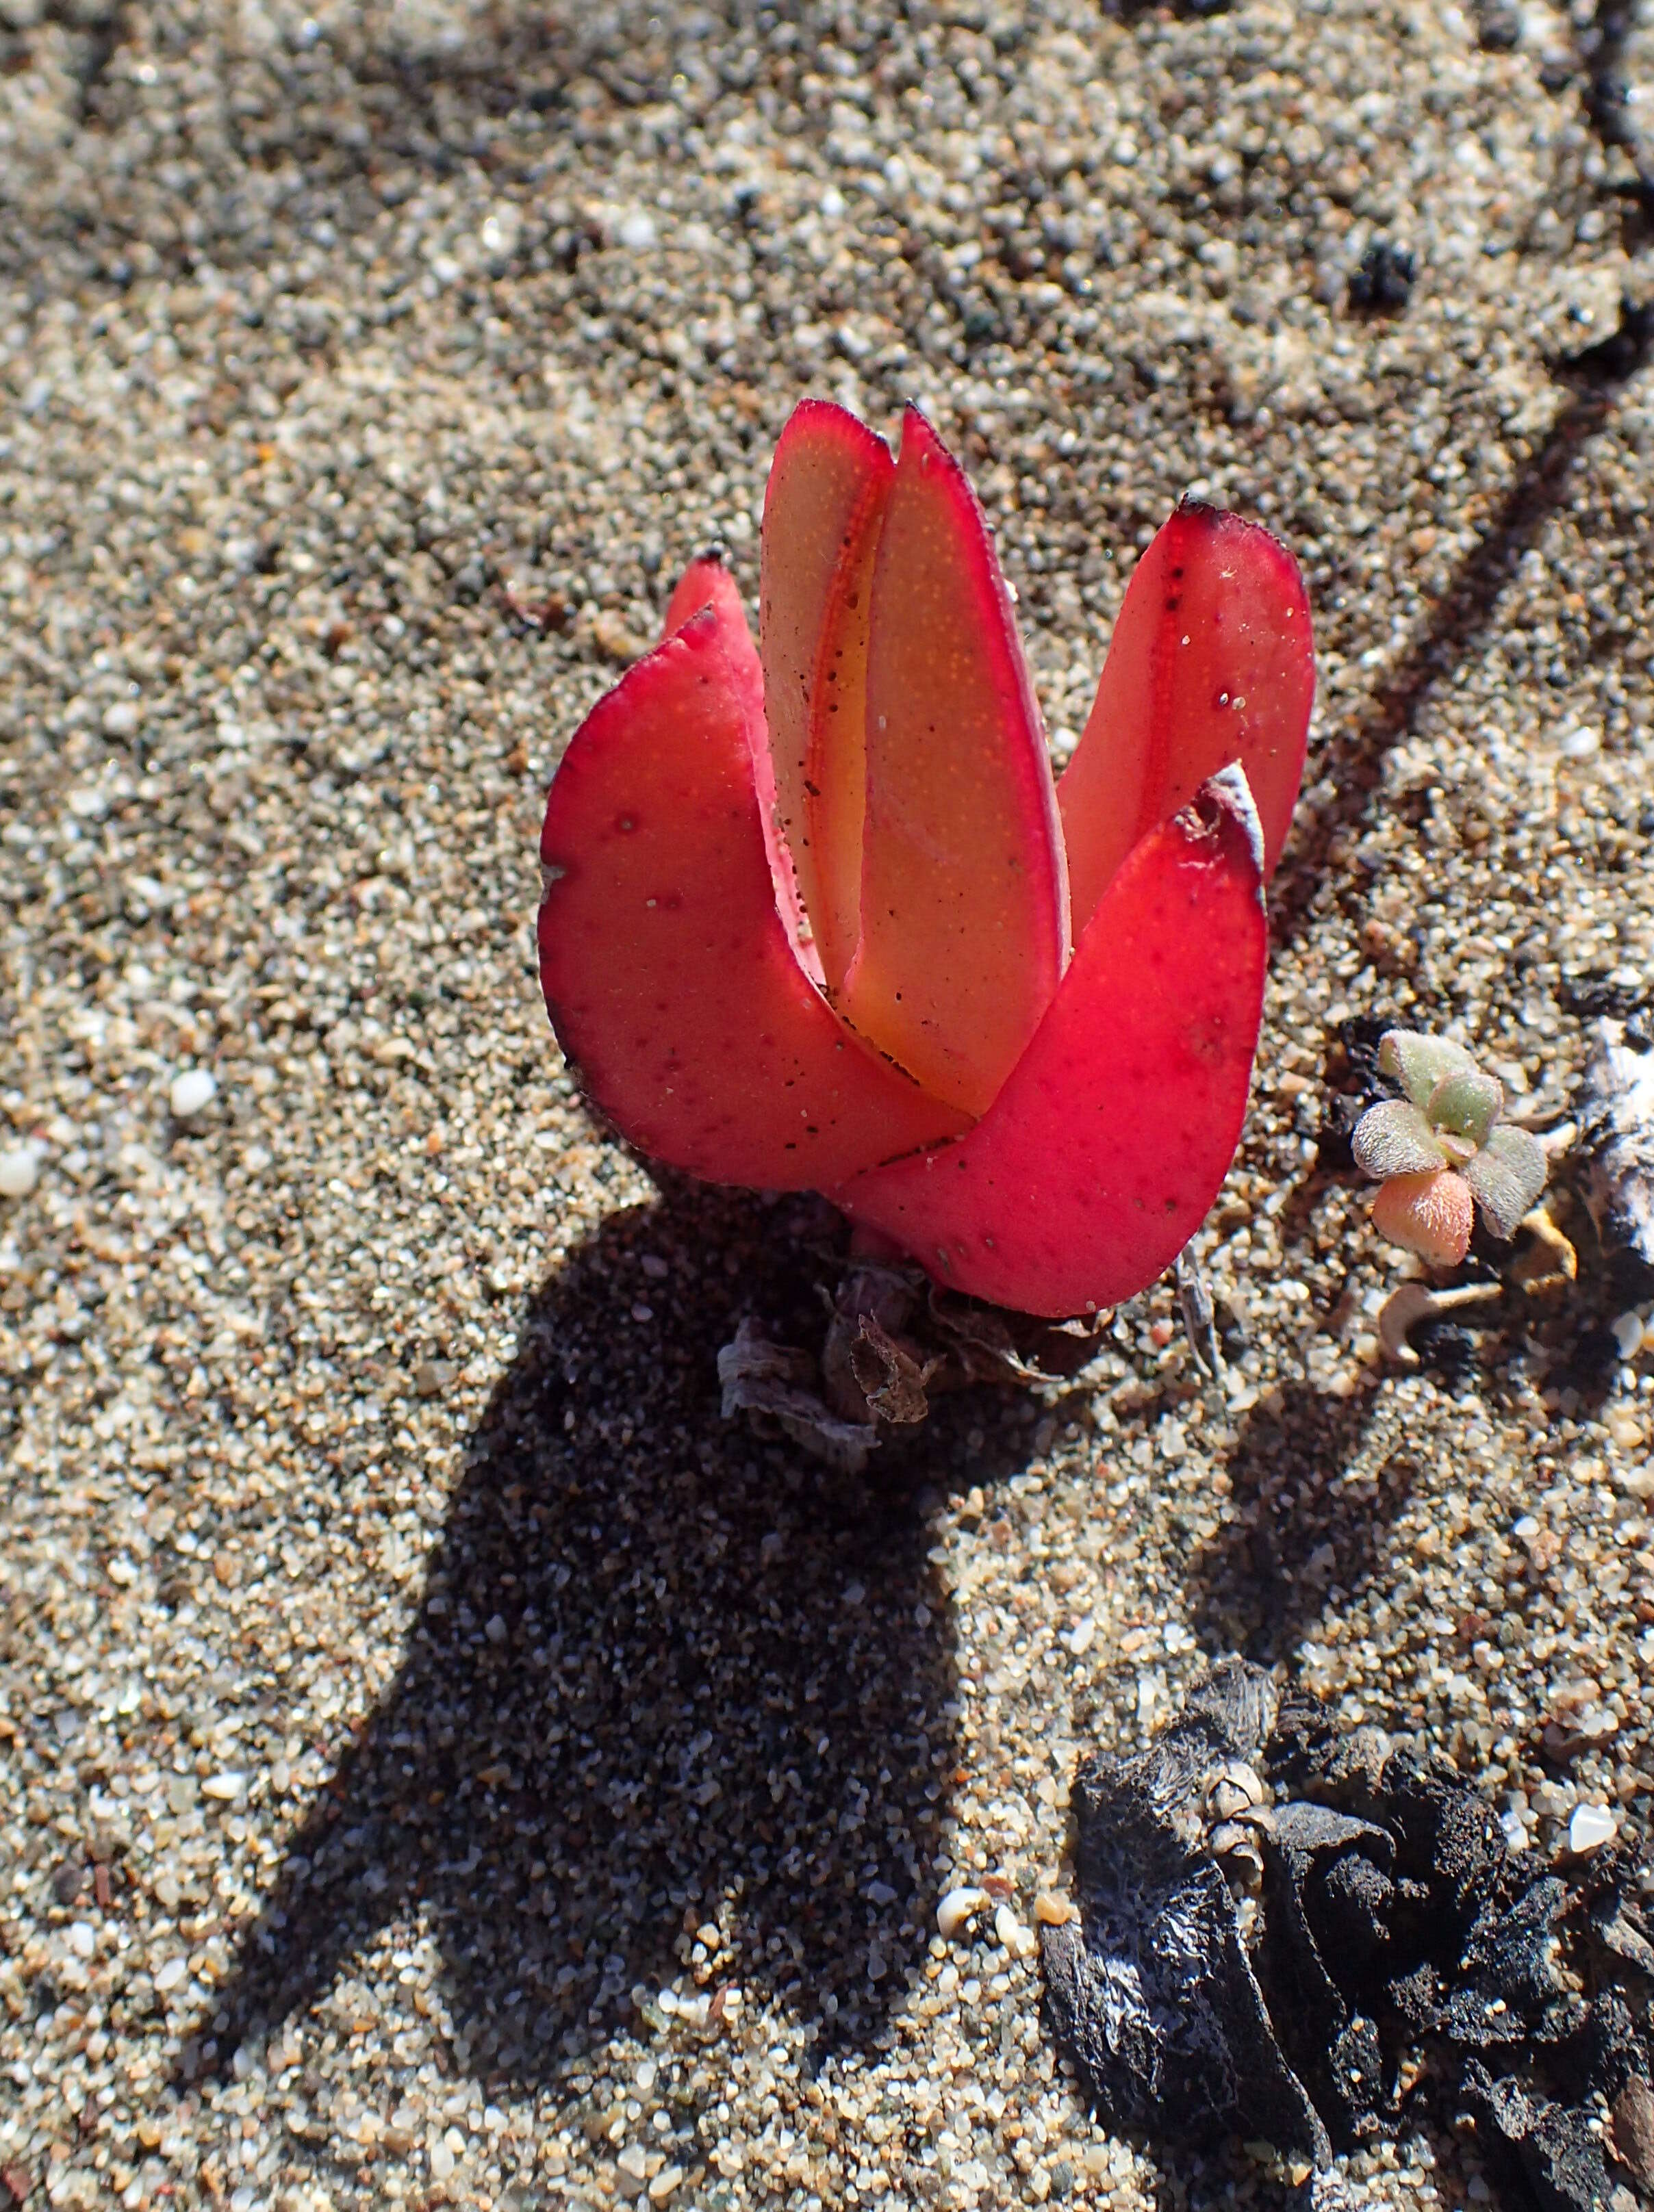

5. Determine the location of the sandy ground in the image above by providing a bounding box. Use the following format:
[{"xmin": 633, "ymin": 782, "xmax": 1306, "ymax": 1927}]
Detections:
[{"xmin": 3, "ymin": 0, "xmax": 1654, "ymax": 2207}]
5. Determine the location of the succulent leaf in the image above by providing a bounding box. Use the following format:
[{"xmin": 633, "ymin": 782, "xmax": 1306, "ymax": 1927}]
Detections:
[
  {"xmin": 660, "ymin": 554, "xmax": 822, "ymax": 981},
  {"xmin": 758, "ymin": 402, "xmax": 895, "ymax": 991},
  {"xmin": 1057, "ymin": 501, "xmax": 1314, "ymax": 935},
  {"xmin": 1462, "ymin": 1123, "xmax": 1549, "ymax": 1239},
  {"xmin": 1351, "ymin": 1098, "xmax": 1447, "ymax": 1181},
  {"xmin": 1426, "ymin": 1067, "xmax": 1503, "ymax": 1146},
  {"xmin": 537, "ymin": 602, "xmax": 969, "ymax": 1189},
  {"xmin": 1377, "ymin": 1029, "xmax": 1479, "ymax": 1109},
  {"xmin": 841, "ymin": 405, "xmax": 1070, "ymax": 1118},
  {"xmin": 1370, "ymin": 1168, "xmax": 1475, "ymax": 1267},
  {"xmin": 830, "ymin": 774, "xmax": 1267, "ymax": 1317}
]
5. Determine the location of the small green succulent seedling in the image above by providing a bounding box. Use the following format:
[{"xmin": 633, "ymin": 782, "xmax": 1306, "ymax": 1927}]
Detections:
[{"xmin": 1353, "ymin": 1031, "xmax": 1548, "ymax": 1267}]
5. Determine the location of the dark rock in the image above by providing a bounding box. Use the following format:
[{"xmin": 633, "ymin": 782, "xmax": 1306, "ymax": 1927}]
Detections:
[
  {"xmin": 1474, "ymin": 0, "xmax": 1521, "ymax": 49},
  {"xmin": 1043, "ymin": 1662, "xmax": 1654, "ymax": 2208},
  {"xmin": 1348, "ymin": 241, "xmax": 1416, "ymax": 314}
]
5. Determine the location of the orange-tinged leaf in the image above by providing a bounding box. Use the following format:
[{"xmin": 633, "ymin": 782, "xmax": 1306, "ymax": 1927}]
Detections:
[
  {"xmin": 538, "ymin": 604, "xmax": 969, "ymax": 1189},
  {"xmin": 840, "ymin": 406, "xmax": 1069, "ymax": 1118},
  {"xmin": 1370, "ymin": 1168, "xmax": 1474, "ymax": 1267},
  {"xmin": 830, "ymin": 774, "xmax": 1267, "ymax": 1316},
  {"xmin": 659, "ymin": 552, "xmax": 819, "ymax": 983},
  {"xmin": 1059, "ymin": 502, "xmax": 1312, "ymax": 936},
  {"xmin": 759, "ymin": 400, "xmax": 895, "ymax": 991}
]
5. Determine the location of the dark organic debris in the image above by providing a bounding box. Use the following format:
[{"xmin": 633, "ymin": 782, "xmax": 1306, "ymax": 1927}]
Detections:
[
  {"xmin": 716, "ymin": 1317, "xmax": 877, "ymax": 1473},
  {"xmin": 1473, "ymin": 0, "xmax": 1521, "ymax": 50},
  {"xmin": 717, "ymin": 1257, "xmax": 1109, "ymax": 1469},
  {"xmin": 1042, "ymin": 1661, "xmax": 1653, "ymax": 2209},
  {"xmin": 1557, "ymin": 296, "xmax": 1654, "ymax": 390},
  {"xmin": 1577, "ymin": 1018, "xmax": 1654, "ymax": 1278},
  {"xmin": 1348, "ymin": 240, "xmax": 1416, "ymax": 313},
  {"xmin": 1175, "ymin": 1248, "xmax": 1224, "ymax": 1378}
]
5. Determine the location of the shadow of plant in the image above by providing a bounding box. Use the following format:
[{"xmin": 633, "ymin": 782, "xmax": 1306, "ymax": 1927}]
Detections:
[
  {"xmin": 207, "ymin": 1183, "xmax": 997, "ymax": 2089},
  {"xmin": 1186, "ymin": 1380, "xmax": 1411, "ymax": 1662}
]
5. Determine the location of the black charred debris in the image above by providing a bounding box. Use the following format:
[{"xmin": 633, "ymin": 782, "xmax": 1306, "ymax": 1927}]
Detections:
[{"xmin": 1041, "ymin": 1662, "xmax": 1654, "ymax": 2209}]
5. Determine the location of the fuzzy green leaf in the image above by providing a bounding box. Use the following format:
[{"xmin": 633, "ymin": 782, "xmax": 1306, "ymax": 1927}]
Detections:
[
  {"xmin": 1427, "ymin": 1067, "xmax": 1503, "ymax": 1146},
  {"xmin": 1352, "ymin": 1098, "xmax": 1447, "ymax": 1181},
  {"xmin": 1377, "ymin": 1029, "xmax": 1479, "ymax": 1109},
  {"xmin": 1462, "ymin": 1123, "xmax": 1549, "ymax": 1239}
]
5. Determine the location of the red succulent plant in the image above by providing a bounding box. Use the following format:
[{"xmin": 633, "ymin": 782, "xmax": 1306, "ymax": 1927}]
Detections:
[{"xmin": 538, "ymin": 400, "xmax": 1314, "ymax": 1319}]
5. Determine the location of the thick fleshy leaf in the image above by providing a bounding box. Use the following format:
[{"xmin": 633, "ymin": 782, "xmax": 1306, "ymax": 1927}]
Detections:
[
  {"xmin": 830, "ymin": 773, "xmax": 1267, "ymax": 1317},
  {"xmin": 1370, "ymin": 1168, "xmax": 1474, "ymax": 1267},
  {"xmin": 662, "ymin": 553, "xmax": 754, "ymax": 652},
  {"xmin": 538, "ymin": 603, "xmax": 969, "ymax": 1189},
  {"xmin": 840, "ymin": 406, "xmax": 1069, "ymax": 1117},
  {"xmin": 1464, "ymin": 1124, "xmax": 1549, "ymax": 1238},
  {"xmin": 1352, "ymin": 1099, "xmax": 1447, "ymax": 1181},
  {"xmin": 1058, "ymin": 502, "xmax": 1314, "ymax": 935},
  {"xmin": 759, "ymin": 400, "xmax": 895, "ymax": 992},
  {"xmin": 660, "ymin": 554, "xmax": 823, "ymax": 982},
  {"xmin": 1427, "ymin": 1068, "xmax": 1503, "ymax": 1147},
  {"xmin": 1377, "ymin": 1030, "xmax": 1478, "ymax": 1110}
]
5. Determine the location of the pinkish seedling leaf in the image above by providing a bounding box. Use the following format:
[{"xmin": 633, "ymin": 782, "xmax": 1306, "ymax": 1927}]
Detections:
[
  {"xmin": 1351, "ymin": 1099, "xmax": 1447, "ymax": 1181},
  {"xmin": 1377, "ymin": 1029, "xmax": 1478, "ymax": 1109},
  {"xmin": 759, "ymin": 402, "xmax": 895, "ymax": 991},
  {"xmin": 841, "ymin": 405, "xmax": 1069, "ymax": 1117},
  {"xmin": 1058, "ymin": 502, "xmax": 1314, "ymax": 935},
  {"xmin": 830, "ymin": 773, "xmax": 1267, "ymax": 1317},
  {"xmin": 1463, "ymin": 1124, "xmax": 1549, "ymax": 1239},
  {"xmin": 1370, "ymin": 1168, "xmax": 1475, "ymax": 1268},
  {"xmin": 538, "ymin": 602, "xmax": 969, "ymax": 1189}
]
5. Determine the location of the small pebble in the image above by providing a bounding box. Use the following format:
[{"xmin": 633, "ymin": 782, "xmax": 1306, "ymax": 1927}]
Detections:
[
  {"xmin": 1560, "ymin": 725, "xmax": 1601, "ymax": 760},
  {"xmin": 615, "ymin": 209, "xmax": 659, "ymax": 250},
  {"xmin": 429, "ymin": 2139, "xmax": 455, "ymax": 2181},
  {"xmin": 169, "ymin": 1068, "xmax": 218, "ymax": 1119},
  {"xmin": 1612, "ymin": 1311, "xmax": 1646, "ymax": 1361},
  {"xmin": 1568, "ymin": 1802, "xmax": 1617, "ymax": 1854},
  {"xmin": 1034, "ymin": 1892, "xmax": 1076, "ymax": 1927},
  {"xmin": 648, "ymin": 2169, "xmax": 685, "ymax": 2203},
  {"xmin": 0, "ymin": 1146, "xmax": 38, "ymax": 1198},
  {"xmin": 994, "ymin": 1902, "xmax": 1034, "ymax": 1956},
  {"xmin": 201, "ymin": 1771, "xmax": 246, "ymax": 1802},
  {"xmin": 68, "ymin": 1922, "xmax": 95, "ymax": 1959},
  {"xmin": 936, "ymin": 1886, "xmax": 989, "ymax": 1938}
]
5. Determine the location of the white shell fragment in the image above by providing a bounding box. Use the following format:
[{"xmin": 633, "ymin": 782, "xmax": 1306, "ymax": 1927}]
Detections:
[
  {"xmin": 935, "ymin": 1886, "xmax": 989, "ymax": 1938},
  {"xmin": 170, "ymin": 1068, "xmax": 219, "ymax": 1120},
  {"xmin": 1568, "ymin": 1803, "xmax": 1617, "ymax": 1855}
]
